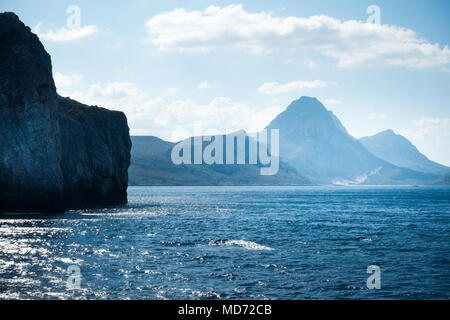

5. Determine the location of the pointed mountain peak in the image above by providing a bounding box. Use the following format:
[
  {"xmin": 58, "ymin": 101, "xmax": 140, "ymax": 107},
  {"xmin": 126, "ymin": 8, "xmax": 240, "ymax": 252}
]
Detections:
[
  {"xmin": 285, "ymin": 96, "xmax": 327, "ymax": 114},
  {"xmin": 361, "ymin": 130, "xmax": 412, "ymax": 147},
  {"xmin": 298, "ymin": 96, "xmax": 321, "ymax": 103},
  {"xmin": 377, "ymin": 129, "xmax": 396, "ymax": 136},
  {"xmin": 367, "ymin": 130, "xmax": 412, "ymax": 144},
  {"xmin": 267, "ymin": 96, "xmax": 352, "ymax": 138}
]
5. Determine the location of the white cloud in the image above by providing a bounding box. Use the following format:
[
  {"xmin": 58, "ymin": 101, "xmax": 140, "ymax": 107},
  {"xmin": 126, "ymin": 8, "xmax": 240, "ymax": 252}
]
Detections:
[
  {"xmin": 324, "ymin": 98, "xmax": 342, "ymax": 105},
  {"xmin": 54, "ymin": 72, "xmax": 83, "ymax": 88},
  {"xmin": 65, "ymin": 82, "xmax": 281, "ymax": 141},
  {"xmin": 368, "ymin": 112, "xmax": 387, "ymax": 120},
  {"xmin": 304, "ymin": 60, "xmax": 317, "ymax": 68},
  {"xmin": 258, "ymin": 80, "xmax": 327, "ymax": 94},
  {"xmin": 89, "ymin": 82, "xmax": 143, "ymax": 102},
  {"xmin": 400, "ymin": 117, "xmax": 450, "ymax": 165},
  {"xmin": 197, "ymin": 81, "xmax": 211, "ymax": 89},
  {"xmin": 34, "ymin": 23, "xmax": 98, "ymax": 42},
  {"xmin": 403, "ymin": 117, "xmax": 450, "ymax": 141},
  {"xmin": 145, "ymin": 4, "xmax": 450, "ymax": 68},
  {"xmin": 165, "ymin": 87, "xmax": 179, "ymax": 95}
]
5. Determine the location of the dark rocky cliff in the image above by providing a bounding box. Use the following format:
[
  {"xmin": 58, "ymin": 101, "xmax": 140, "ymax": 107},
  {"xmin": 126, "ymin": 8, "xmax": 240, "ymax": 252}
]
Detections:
[{"xmin": 0, "ymin": 12, "xmax": 131, "ymax": 213}]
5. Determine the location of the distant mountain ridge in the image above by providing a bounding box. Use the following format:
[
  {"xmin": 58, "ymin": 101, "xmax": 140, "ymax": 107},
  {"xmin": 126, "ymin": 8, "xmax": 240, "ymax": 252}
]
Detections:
[
  {"xmin": 130, "ymin": 96, "xmax": 445, "ymax": 186},
  {"xmin": 129, "ymin": 135, "xmax": 311, "ymax": 186},
  {"xmin": 266, "ymin": 96, "xmax": 440, "ymax": 185},
  {"xmin": 360, "ymin": 129, "xmax": 450, "ymax": 175}
]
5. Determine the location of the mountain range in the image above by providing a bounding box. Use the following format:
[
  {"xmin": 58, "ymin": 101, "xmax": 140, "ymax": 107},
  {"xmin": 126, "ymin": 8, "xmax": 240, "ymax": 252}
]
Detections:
[
  {"xmin": 129, "ymin": 134, "xmax": 310, "ymax": 186},
  {"xmin": 360, "ymin": 129, "xmax": 449, "ymax": 175},
  {"xmin": 129, "ymin": 96, "xmax": 449, "ymax": 186}
]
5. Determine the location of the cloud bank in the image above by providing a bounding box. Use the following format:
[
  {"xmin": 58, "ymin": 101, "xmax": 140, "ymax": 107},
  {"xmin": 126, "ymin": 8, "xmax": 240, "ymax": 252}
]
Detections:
[
  {"xmin": 66, "ymin": 82, "xmax": 282, "ymax": 141},
  {"xmin": 34, "ymin": 23, "xmax": 98, "ymax": 42},
  {"xmin": 145, "ymin": 4, "xmax": 450, "ymax": 68},
  {"xmin": 258, "ymin": 80, "xmax": 327, "ymax": 94}
]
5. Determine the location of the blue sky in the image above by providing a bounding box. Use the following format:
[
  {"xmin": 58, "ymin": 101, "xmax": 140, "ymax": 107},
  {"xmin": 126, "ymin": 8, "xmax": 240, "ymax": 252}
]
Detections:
[{"xmin": 2, "ymin": 0, "xmax": 450, "ymax": 165}]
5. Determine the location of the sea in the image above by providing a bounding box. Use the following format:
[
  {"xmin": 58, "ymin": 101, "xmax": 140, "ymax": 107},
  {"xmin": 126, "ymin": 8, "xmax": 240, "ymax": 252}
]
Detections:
[{"xmin": 0, "ymin": 186, "xmax": 449, "ymax": 300}]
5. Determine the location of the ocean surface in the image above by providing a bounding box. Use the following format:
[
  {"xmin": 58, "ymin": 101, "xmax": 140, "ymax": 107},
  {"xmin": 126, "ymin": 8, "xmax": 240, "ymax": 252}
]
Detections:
[{"xmin": 0, "ymin": 186, "xmax": 449, "ymax": 300}]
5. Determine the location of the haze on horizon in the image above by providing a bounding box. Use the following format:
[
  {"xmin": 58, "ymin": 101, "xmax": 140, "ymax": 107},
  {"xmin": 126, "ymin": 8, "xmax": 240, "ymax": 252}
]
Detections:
[{"xmin": 2, "ymin": 0, "xmax": 449, "ymax": 165}]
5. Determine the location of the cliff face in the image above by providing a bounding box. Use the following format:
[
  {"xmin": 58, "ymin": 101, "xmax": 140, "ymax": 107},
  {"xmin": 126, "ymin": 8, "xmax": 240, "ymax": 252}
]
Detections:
[{"xmin": 0, "ymin": 12, "xmax": 131, "ymax": 213}]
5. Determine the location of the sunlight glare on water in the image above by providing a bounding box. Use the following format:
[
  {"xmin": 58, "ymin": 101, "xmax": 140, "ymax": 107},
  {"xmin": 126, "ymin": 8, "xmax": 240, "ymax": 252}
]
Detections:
[{"xmin": 0, "ymin": 186, "xmax": 449, "ymax": 299}]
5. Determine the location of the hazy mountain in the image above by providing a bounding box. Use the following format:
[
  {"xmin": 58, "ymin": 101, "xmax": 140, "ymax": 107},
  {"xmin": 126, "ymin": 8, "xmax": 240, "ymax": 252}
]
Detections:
[
  {"xmin": 129, "ymin": 135, "xmax": 311, "ymax": 186},
  {"xmin": 266, "ymin": 96, "xmax": 439, "ymax": 185},
  {"xmin": 437, "ymin": 173, "xmax": 450, "ymax": 185},
  {"xmin": 360, "ymin": 130, "xmax": 450, "ymax": 175}
]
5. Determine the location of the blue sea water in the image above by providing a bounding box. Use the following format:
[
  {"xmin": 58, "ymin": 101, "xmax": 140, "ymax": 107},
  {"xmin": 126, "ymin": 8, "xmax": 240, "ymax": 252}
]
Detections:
[{"xmin": 0, "ymin": 186, "xmax": 449, "ymax": 300}]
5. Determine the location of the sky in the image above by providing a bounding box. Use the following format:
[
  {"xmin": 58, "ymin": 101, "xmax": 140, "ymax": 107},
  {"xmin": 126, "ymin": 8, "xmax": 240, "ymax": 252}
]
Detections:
[{"xmin": 2, "ymin": 0, "xmax": 450, "ymax": 165}]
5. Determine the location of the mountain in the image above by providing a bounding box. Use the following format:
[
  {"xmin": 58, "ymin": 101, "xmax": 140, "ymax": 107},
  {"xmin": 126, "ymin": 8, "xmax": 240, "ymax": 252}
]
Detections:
[
  {"xmin": 438, "ymin": 173, "xmax": 450, "ymax": 185},
  {"xmin": 0, "ymin": 12, "xmax": 131, "ymax": 213},
  {"xmin": 129, "ymin": 135, "xmax": 311, "ymax": 186},
  {"xmin": 360, "ymin": 130, "xmax": 450, "ymax": 175},
  {"xmin": 266, "ymin": 96, "xmax": 439, "ymax": 185}
]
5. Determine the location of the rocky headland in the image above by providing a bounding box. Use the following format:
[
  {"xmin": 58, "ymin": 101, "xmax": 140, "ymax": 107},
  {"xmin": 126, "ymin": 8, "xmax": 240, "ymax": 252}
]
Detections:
[{"xmin": 0, "ymin": 12, "xmax": 131, "ymax": 213}]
